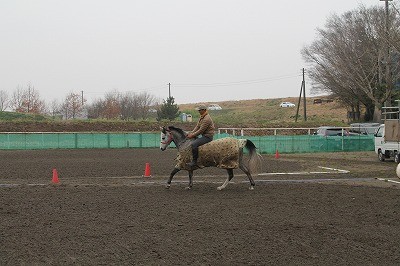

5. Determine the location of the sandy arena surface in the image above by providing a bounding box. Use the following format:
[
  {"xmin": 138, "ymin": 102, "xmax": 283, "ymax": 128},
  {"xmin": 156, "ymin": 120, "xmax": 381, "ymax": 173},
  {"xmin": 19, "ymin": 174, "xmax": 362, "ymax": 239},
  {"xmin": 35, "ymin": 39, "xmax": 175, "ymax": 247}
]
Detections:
[{"xmin": 1, "ymin": 148, "xmax": 400, "ymax": 265}]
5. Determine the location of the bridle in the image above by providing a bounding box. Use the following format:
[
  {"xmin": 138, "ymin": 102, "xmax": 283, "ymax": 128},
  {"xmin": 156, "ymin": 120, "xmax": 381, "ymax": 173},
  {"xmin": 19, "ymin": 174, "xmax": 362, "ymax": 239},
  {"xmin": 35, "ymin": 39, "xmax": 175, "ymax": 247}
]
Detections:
[{"xmin": 161, "ymin": 129, "xmax": 174, "ymax": 145}]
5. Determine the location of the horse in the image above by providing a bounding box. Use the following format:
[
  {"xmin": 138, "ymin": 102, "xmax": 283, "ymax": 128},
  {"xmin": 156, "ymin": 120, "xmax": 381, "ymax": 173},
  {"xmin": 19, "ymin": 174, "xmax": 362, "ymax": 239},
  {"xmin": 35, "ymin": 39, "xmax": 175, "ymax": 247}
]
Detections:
[{"xmin": 160, "ymin": 126, "xmax": 261, "ymax": 190}]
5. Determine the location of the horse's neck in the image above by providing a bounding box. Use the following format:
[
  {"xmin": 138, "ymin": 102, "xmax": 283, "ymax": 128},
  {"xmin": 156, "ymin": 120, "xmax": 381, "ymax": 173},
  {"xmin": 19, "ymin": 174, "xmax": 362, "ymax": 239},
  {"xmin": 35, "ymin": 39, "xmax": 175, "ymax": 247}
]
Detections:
[
  {"xmin": 176, "ymin": 139, "xmax": 192, "ymax": 151},
  {"xmin": 172, "ymin": 131, "xmax": 190, "ymax": 150}
]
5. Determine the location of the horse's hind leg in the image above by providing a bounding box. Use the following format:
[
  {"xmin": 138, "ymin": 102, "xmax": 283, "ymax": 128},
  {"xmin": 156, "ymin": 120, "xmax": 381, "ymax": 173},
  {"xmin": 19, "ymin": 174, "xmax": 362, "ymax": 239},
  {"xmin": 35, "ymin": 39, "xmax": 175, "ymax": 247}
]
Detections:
[
  {"xmin": 239, "ymin": 151, "xmax": 255, "ymax": 190},
  {"xmin": 239, "ymin": 163, "xmax": 255, "ymax": 190},
  {"xmin": 166, "ymin": 168, "xmax": 180, "ymax": 189},
  {"xmin": 217, "ymin": 169, "xmax": 234, "ymax": 191}
]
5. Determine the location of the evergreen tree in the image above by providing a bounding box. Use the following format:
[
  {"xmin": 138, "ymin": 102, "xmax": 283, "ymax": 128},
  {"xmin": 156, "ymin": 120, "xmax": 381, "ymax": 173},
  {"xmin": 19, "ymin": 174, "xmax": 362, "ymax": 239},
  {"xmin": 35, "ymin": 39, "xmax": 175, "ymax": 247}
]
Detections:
[{"xmin": 157, "ymin": 96, "xmax": 180, "ymax": 121}]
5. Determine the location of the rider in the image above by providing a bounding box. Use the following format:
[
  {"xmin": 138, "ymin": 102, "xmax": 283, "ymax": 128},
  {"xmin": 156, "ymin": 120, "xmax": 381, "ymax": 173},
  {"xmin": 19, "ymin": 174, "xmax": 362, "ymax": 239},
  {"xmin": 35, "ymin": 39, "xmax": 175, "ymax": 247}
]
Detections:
[{"xmin": 186, "ymin": 104, "xmax": 215, "ymax": 168}]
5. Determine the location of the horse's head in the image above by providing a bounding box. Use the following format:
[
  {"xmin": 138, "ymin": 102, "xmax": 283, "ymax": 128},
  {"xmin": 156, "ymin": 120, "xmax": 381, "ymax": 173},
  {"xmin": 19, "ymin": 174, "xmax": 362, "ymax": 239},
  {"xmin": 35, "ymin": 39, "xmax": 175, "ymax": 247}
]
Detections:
[
  {"xmin": 160, "ymin": 126, "xmax": 189, "ymax": 151},
  {"xmin": 160, "ymin": 126, "xmax": 173, "ymax": 151}
]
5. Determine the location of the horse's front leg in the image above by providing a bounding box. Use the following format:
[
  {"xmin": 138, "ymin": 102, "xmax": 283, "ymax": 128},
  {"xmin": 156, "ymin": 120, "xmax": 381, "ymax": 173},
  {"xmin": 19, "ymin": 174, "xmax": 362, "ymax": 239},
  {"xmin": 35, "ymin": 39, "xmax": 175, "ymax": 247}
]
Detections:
[
  {"xmin": 166, "ymin": 168, "xmax": 180, "ymax": 189},
  {"xmin": 186, "ymin": 170, "xmax": 194, "ymax": 190}
]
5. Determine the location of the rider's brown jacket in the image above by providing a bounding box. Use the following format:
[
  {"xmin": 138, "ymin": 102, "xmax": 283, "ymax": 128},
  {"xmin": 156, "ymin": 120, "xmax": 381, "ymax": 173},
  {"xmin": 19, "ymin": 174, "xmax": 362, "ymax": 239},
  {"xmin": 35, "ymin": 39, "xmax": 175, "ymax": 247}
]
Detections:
[{"xmin": 191, "ymin": 112, "xmax": 215, "ymax": 138}]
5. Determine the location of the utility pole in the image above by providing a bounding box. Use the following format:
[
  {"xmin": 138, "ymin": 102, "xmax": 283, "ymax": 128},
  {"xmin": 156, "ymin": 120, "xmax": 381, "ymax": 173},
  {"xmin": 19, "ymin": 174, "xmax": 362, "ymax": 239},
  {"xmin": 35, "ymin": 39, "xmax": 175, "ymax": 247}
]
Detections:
[
  {"xmin": 302, "ymin": 68, "xmax": 307, "ymax": 121},
  {"xmin": 381, "ymin": 0, "xmax": 391, "ymax": 29},
  {"xmin": 27, "ymin": 84, "xmax": 31, "ymax": 112},
  {"xmin": 168, "ymin": 83, "xmax": 171, "ymax": 98},
  {"xmin": 295, "ymin": 68, "xmax": 307, "ymax": 122},
  {"xmin": 81, "ymin": 91, "xmax": 84, "ymax": 106}
]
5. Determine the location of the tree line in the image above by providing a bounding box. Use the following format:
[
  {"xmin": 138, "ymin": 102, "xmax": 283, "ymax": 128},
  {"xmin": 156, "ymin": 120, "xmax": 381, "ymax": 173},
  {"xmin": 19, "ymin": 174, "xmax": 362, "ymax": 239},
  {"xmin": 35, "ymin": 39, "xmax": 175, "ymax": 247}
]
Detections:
[
  {"xmin": 0, "ymin": 86, "xmax": 181, "ymax": 121},
  {"xmin": 302, "ymin": 1, "xmax": 400, "ymax": 121}
]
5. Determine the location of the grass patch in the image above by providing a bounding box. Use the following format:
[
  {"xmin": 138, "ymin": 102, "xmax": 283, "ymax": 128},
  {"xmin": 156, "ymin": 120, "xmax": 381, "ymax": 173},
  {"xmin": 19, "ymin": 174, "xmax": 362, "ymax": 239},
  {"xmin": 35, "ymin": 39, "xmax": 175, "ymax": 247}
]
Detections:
[{"xmin": 0, "ymin": 111, "xmax": 49, "ymax": 121}]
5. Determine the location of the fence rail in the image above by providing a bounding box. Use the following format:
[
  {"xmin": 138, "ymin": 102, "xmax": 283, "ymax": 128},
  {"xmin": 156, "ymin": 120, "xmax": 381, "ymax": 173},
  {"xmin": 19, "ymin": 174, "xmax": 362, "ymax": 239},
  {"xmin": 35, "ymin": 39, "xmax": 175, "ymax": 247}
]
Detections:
[
  {"xmin": 218, "ymin": 126, "xmax": 380, "ymax": 136},
  {"xmin": 218, "ymin": 127, "xmax": 316, "ymax": 136},
  {"xmin": 0, "ymin": 131, "xmax": 374, "ymax": 154}
]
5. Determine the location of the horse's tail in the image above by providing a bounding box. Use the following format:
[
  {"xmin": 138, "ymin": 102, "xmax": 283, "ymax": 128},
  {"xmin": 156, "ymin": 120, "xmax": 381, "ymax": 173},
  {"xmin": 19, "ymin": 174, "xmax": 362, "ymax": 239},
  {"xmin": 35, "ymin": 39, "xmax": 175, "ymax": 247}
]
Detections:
[{"xmin": 245, "ymin": 139, "xmax": 262, "ymax": 175}]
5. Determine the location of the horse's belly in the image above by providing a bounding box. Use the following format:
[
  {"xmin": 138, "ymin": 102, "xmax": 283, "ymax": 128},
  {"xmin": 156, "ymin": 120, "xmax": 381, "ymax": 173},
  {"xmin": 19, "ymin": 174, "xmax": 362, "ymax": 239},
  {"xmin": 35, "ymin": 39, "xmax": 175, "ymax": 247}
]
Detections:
[{"xmin": 200, "ymin": 150, "xmax": 240, "ymax": 169}]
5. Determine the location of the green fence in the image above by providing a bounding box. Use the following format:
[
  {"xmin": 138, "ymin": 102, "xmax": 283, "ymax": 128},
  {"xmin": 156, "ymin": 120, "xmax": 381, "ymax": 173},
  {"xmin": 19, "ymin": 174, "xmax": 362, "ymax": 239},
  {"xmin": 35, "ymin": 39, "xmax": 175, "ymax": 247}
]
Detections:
[
  {"xmin": 0, "ymin": 133, "xmax": 160, "ymax": 150},
  {"xmin": 241, "ymin": 135, "xmax": 374, "ymax": 154},
  {"xmin": 0, "ymin": 132, "xmax": 374, "ymax": 153}
]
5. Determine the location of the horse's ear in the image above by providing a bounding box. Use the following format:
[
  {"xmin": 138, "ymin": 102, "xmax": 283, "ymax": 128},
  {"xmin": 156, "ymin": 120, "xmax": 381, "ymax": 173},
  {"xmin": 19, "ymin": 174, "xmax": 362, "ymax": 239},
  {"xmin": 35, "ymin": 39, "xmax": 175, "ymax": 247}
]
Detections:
[{"xmin": 161, "ymin": 126, "xmax": 166, "ymax": 133}]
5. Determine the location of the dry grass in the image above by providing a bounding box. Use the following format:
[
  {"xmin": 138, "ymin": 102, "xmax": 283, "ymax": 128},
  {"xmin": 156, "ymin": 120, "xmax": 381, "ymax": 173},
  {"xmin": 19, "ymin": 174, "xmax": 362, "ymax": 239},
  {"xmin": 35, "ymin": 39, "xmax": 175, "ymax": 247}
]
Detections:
[{"xmin": 179, "ymin": 96, "xmax": 349, "ymax": 127}]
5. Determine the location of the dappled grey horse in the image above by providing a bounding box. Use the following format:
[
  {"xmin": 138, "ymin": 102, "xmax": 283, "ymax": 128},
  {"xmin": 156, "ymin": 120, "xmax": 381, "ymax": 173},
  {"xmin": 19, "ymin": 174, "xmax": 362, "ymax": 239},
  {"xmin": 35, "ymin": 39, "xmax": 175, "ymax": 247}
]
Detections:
[{"xmin": 160, "ymin": 126, "xmax": 261, "ymax": 190}]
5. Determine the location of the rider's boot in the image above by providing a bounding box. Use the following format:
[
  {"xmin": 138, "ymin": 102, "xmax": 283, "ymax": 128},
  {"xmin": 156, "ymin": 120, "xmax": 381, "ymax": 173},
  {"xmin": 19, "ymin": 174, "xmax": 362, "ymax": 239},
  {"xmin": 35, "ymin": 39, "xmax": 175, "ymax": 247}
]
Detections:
[{"xmin": 187, "ymin": 147, "xmax": 199, "ymax": 168}]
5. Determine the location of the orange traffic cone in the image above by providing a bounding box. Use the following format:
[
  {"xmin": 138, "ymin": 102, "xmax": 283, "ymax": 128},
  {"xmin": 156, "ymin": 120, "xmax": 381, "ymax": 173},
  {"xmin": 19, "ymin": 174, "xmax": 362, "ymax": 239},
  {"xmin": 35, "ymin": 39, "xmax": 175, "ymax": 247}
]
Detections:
[
  {"xmin": 52, "ymin": 168, "xmax": 60, "ymax": 184},
  {"xmin": 143, "ymin": 163, "xmax": 151, "ymax": 177},
  {"xmin": 275, "ymin": 149, "xmax": 280, "ymax": 159}
]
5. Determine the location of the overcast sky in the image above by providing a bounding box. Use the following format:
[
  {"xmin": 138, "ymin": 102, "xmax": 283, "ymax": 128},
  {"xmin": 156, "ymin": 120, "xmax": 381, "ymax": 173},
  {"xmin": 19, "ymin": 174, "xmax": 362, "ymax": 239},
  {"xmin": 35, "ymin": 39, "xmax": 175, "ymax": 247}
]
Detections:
[{"xmin": 0, "ymin": 0, "xmax": 386, "ymax": 105}]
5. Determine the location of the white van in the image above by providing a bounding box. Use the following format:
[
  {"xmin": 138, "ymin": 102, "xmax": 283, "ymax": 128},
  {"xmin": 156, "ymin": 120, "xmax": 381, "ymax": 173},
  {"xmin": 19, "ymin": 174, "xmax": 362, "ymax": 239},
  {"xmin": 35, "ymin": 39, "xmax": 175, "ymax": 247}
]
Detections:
[
  {"xmin": 208, "ymin": 104, "xmax": 222, "ymax": 110},
  {"xmin": 374, "ymin": 124, "xmax": 400, "ymax": 162}
]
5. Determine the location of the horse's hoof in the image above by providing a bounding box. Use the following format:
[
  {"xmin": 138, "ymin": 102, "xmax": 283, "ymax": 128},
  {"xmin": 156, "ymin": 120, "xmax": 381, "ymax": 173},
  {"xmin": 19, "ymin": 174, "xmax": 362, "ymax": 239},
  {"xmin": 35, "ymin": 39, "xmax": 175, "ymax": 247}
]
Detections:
[
  {"xmin": 185, "ymin": 186, "xmax": 192, "ymax": 190},
  {"xmin": 217, "ymin": 186, "xmax": 223, "ymax": 191},
  {"xmin": 165, "ymin": 184, "xmax": 171, "ymax": 189},
  {"xmin": 249, "ymin": 186, "xmax": 255, "ymax": 190}
]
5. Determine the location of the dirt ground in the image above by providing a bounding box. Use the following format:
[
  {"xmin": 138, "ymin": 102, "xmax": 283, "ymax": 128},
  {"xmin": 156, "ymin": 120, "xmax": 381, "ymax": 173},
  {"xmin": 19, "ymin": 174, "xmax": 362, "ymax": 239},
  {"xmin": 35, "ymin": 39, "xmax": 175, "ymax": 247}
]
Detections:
[{"xmin": 1, "ymin": 148, "xmax": 400, "ymax": 265}]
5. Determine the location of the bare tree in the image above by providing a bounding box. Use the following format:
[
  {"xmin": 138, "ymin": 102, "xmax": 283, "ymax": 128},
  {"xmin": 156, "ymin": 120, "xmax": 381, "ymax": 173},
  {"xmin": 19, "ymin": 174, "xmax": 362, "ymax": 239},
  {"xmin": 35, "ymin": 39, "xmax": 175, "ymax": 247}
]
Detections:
[
  {"xmin": 86, "ymin": 89, "xmax": 158, "ymax": 120},
  {"xmin": 302, "ymin": 4, "xmax": 400, "ymax": 121},
  {"xmin": 87, "ymin": 91, "xmax": 123, "ymax": 120},
  {"xmin": 48, "ymin": 99, "xmax": 62, "ymax": 118},
  {"xmin": 102, "ymin": 90, "xmax": 121, "ymax": 119},
  {"xmin": 11, "ymin": 86, "xmax": 26, "ymax": 112},
  {"xmin": 0, "ymin": 90, "xmax": 9, "ymax": 111},
  {"xmin": 87, "ymin": 98, "xmax": 105, "ymax": 119},
  {"xmin": 10, "ymin": 84, "xmax": 46, "ymax": 114},
  {"xmin": 385, "ymin": 1, "xmax": 400, "ymax": 53},
  {"xmin": 137, "ymin": 92, "xmax": 156, "ymax": 119},
  {"xmin": 119, "ymin": 92, "xmax": 137, "ymax": 120},
  {"xmin": 61, "ymin": 92, "xmax": 86, "ymax": 119}
]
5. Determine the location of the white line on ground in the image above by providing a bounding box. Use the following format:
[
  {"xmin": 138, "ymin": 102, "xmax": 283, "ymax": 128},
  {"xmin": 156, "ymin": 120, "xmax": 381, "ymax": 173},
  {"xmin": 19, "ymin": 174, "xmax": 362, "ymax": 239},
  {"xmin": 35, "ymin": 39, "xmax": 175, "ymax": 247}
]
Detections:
[
  {"xmin": 376, "ymin": 178, "xmax": 400, "ymax": 184},
  {"xmin": 258, "ymin": 166, "xmax": 349, "ymax": 176},
  {"xmin": 318, "ymin": 166, "xmax": 350, "ymax": 173}
]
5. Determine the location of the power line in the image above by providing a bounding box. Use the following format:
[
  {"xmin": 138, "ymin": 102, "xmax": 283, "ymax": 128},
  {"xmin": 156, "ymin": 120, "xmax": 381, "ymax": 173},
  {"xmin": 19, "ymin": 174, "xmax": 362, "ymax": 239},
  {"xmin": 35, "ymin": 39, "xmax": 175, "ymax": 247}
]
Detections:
[
  {"xmin": 81, "ymin": 72, "xmax": 303, "ymax": 98},
  {"xmin": 172, "ymin": 73, "xmax": 301, "ymax": 88}
]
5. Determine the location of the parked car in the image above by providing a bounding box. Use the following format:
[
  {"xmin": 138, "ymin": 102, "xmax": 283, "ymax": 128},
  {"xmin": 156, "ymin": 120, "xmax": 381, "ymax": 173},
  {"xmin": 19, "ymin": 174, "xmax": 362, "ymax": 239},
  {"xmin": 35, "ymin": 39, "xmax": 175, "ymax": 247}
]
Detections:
[
  {"xmin": 313, "ymin": 126, "xmax": 360, "ymax": 136},
  {"xmin": 280, "ymin": 102, "xmax": 295, "ymax": 107},
  {"xmin": 313, "ymin": 98, "xmax": 322, "ymax": 104},
  {"xmin": 208, "ymin": 104, "xmax": 222, "ymax": 110},
  {"xmin": 313, "ymin": 98, "xmax": 334, "ymax": 104},
  {"xmin": 349, "ymin": 123, "xmax": 380, "ymax": 135}
]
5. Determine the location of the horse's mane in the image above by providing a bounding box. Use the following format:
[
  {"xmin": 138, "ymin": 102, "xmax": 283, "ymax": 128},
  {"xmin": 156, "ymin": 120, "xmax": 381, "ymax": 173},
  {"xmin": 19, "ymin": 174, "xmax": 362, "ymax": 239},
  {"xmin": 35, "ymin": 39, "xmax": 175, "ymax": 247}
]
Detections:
[{"xmin": 167, "ymin": 126, "xmax": 187, "ymax": 137}]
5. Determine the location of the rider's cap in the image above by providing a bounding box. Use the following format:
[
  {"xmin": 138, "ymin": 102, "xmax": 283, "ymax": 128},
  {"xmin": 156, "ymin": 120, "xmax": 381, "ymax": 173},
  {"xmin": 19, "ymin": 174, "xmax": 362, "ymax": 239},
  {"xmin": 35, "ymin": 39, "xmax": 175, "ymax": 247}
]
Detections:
[{"xmin": 195, "ymin": 105, "xmax": 207, "ymax": 111}]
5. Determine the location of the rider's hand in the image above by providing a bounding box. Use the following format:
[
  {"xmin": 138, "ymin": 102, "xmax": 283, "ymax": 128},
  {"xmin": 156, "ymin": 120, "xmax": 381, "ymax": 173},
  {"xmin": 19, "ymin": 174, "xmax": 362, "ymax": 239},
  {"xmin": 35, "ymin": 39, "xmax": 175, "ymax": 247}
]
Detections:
[{"xmin": 187, "ymin": 133, "xmax": 195, "ymax": 139}]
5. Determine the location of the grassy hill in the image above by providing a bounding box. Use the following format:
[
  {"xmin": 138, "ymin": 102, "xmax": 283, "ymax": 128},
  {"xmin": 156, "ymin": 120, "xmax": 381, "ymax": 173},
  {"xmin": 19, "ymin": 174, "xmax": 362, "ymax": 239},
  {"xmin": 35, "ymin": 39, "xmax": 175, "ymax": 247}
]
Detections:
[{"xmin": 179, "ymin": 96, "xmax": 348, "ymax": 128}]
